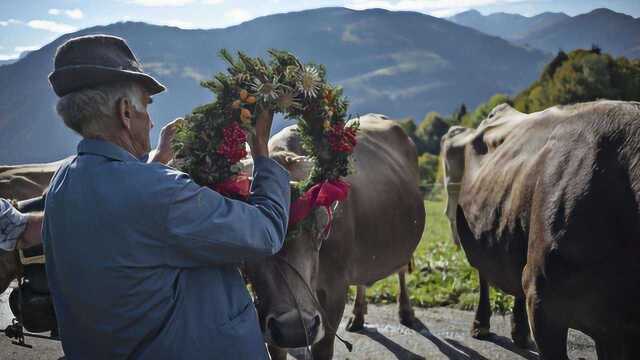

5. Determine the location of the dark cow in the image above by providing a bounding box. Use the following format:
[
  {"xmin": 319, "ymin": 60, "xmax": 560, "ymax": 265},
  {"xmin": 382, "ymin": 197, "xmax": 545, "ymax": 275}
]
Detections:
[
  {"xmin": 442, "ymin": 100, "xmax": 640, "ymax": 359},
  {"xmin": 0, "ymin": 160, "xmax": 61, "ymax": 293},
  {"xmin": 245, "ymin": 114, "xmax": 426, "ymax": 359}
]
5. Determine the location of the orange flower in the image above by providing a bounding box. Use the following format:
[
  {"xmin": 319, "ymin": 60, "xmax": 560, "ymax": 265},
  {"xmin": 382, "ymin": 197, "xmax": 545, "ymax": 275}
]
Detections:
[{"xmin": 240, "ymin": 108, "xmax": 252, "ymax": 124}]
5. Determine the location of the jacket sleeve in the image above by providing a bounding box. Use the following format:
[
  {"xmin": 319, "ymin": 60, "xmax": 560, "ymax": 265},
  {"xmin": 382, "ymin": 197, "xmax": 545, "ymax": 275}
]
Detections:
[
  {"xmin": 0, "ymin": 198, "xmax": 28, "ymax": 251},
  {"xmin": 164, "ymin": 156, "xmax": 290, "ymax": 267}
]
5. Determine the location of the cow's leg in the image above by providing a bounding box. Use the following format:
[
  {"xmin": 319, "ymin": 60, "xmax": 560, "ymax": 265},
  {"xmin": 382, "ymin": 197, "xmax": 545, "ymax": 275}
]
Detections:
[
  {"xmin": 510, "ymin": 296, "xmax": 531, "ymax": 348},
  {"xmin": 397, "ymin": 269, "xmax": 415, "ymax": 327},
  {"xmin": 312, "ymin": 285, "xmax": 348, "ymax": 360},
  {"xmin": 346, "ymin": 285, "xmax": 367, "ymax": 332},
  {"xmin": 523, "ymin": 264, "xmax": 568, "ymax": 360},
  {"xmin": 471, "ymin": 273, "xmax": 491, "ymax": 339},
  {"xmin": 266, "ymin": 344, "xmax": 288, "ymax": 360}
]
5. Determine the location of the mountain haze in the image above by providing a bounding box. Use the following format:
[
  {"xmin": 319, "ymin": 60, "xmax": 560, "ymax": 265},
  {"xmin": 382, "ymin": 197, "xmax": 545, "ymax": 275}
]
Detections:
[
  {"xmin": 449, "ymin": 9, "xmax": 570, "ymax": 40},
  {"xmin": 519, "ymin": 8, "xmax": 640, "ymax": 58},
  {"xmin": 451, "ymin": 8, "xmax": 640, "ymax": 58},
  {"xmin": 0, "ymin": 7, "xmax": 547, "ymax": 164}
]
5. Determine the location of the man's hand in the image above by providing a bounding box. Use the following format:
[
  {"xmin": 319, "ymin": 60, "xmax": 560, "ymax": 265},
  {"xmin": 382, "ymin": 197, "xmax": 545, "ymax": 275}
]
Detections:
[
  {"xmin": 150, "ymin": 118, "xmax": 184, "ymax": 164},
  {"xmin": 248, "ymin": 109, "xmax": 274, "ymax": 159},
  {"xmin": 17, "ymin": 213, "xmax": 43, "ymax": 249}
]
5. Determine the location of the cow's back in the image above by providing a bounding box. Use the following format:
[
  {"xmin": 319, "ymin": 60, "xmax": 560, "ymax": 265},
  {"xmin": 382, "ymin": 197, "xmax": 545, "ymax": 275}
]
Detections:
[
  {"xmin": 526, "ymin": 101, "xmax": 640, "ymax": 336},
  {"xmin": 457, "ymin": 106, "xmax": 567, "ymax": 294},
  {"xmin": 326, "ymin": 115, "xmax": 425, "ymax": 285},
  {"xmin": 0, "ymin": 159, "xmax": 65, "ymax": 201},
  {"xmin": 271, "ymin": 115, "xmax": 425, "ymax": 285}
]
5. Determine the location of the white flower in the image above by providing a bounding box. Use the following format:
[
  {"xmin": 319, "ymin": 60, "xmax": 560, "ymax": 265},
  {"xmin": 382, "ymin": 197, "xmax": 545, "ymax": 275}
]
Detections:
[
  {"xmin": 250, "ymin": 76, "xmax": 280, "ymax": 102},
  {"xmin": 276, "ymin": 89, "xmax": 301, "ymax": 112},
  {"xmin": 296, "ymin": 66, "xmax": 321, "ymax": 98}
]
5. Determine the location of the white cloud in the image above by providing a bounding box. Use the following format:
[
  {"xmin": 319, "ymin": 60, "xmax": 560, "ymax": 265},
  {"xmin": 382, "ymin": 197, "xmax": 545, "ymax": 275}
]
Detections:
[
  {"xmin": 345, "ymin": 0, "xmax": 528, "ymax": 16},
  {"xmin": 49, "ymin": 8, "xmax": 84, "ymax": 19},
  {"xmin": 224, "ymin": 9, "xmax": 253, "ymax": 23},
  {"xmin": 15, "ymin": 45, "xmax": 40, "ymax": 52},
  {"xmin": 128, "ymin": 0, "xmax": 195, "ymax": 6},
  {"xmin": 162, "ymin": 19, "xmax": 196, "ymax": 28},
  {"xmin": 0, "ymin": 19, "xmax": 22, "ymax": 26},
  {"xmin": 0, "ymin": 53, "xmax": 19, "ymax": 61},
  {"xmin": 27, "ymin": 20, "xmax": 77, "ymax": 33},
  {"xmin": 202, "ymin": 0, "xmax": 223, "ymax": 4},
  {"xmin": 65, "ymin": 9, "xmax": 84, "ymax": 19}
]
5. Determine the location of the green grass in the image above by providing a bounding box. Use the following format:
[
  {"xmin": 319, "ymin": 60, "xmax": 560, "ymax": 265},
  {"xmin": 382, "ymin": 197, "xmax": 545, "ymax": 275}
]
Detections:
[{"xmin": 359, "ymin": 191, "xmax": 514, "ymax": 313}]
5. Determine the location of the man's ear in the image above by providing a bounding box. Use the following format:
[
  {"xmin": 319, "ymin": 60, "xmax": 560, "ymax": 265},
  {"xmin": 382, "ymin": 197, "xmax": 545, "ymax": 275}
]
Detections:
[{"xmin": 116, "ymin": 97, "xmax": 133, "ymax": 130}]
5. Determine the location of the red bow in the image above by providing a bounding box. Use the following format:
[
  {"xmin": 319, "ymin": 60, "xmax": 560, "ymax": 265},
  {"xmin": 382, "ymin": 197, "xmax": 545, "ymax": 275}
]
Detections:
[
  {"xmin": 212, "ymin": 173, "xmax": 251, "ymax": 199},
  {"xmin": 289, "ymin": 180, "xmax": 351, "ymax": 236}
]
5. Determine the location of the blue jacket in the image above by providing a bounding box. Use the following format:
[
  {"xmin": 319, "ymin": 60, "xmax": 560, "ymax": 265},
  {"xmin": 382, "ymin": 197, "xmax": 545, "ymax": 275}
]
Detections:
[{"xmin": 43, "ymin": 139, "xmax": 290, "ymax": 359}]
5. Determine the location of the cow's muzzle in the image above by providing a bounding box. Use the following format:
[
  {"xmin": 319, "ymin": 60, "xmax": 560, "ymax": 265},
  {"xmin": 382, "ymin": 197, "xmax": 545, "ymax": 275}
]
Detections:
[{"xmin": 264, "ymin": 310, "xmax": 324, "ymax": 348}]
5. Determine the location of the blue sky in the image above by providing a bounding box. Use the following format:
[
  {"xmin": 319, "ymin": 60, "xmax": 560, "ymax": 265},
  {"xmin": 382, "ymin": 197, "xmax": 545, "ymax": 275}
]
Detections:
[{"xmin": 1, "ymin": 0, "xmax": 639, "ymax": 61}]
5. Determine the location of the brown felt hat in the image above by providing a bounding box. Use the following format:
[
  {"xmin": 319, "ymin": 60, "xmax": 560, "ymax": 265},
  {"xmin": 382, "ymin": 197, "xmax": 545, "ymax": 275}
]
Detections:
[{"xmin": 48, "ymin": 34, "xmax": 166, "ymax": 97}]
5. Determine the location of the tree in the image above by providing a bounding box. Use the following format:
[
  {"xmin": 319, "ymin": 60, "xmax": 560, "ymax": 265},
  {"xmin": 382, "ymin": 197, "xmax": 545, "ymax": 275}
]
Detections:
[
  {"xmin": 418, "ymin": 153, "xmax": 439, "ymax": 192},
  {"xmin": 415, "ymin": 112, "xmax": 450, "ymax": 155},
  {"xmin": 461, "ymin": 94, "xmax": 512, "ymax": 128},
  {"xmin": 450, "ymin": 103, "xmax": 467, "ymax": 126},
  {"xmin": 513, "ymin": 49, "xmax": 640, "ymax": 113}
]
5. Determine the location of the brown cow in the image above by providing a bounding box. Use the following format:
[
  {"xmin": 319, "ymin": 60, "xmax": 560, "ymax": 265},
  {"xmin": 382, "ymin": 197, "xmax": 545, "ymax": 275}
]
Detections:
[
  {"xmin": 442, "ymin": 100, "xmax": 640, "ymax": 359},
  {"xmin": 0, "ymin": 160, "xmax": 62, "ymax": 293},
  {"xmin": 245, "ymin": 114, "xmax": 426, "ymax": 360}
]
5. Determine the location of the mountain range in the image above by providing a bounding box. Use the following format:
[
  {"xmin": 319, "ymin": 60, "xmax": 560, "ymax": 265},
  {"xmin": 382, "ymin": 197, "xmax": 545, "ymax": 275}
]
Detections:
[
  {"xmin": 0, "ymin": 7, "xmax": 547, "ymax": 164},
  {"xmin": 450, "ymin": 8, "xmax": 640, "ymax": 58}
]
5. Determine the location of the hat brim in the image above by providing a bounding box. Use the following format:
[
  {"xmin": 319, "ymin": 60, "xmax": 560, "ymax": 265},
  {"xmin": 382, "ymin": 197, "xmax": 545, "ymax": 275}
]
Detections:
[{"xmin": 49, "ymin": 65, "xmax": 166, "ymax": 97}]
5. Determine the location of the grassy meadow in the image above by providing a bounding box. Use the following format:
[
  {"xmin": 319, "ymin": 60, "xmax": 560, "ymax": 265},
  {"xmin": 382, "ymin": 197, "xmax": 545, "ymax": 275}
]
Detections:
[{"xmin": 358, "ymin": 190, "xmax": 513, "ymax": 314}]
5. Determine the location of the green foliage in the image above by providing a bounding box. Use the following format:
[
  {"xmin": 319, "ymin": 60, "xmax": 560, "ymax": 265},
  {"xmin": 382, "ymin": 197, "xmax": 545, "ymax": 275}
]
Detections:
[
  {"xmin": 513, "ymin": 49, "xmax": 640, "ymax": 113},
  {"xmin": 460, "ymin": 93, "xmax": 512, "ymax": 128},
  {"xmin": 415, "ymin": 112, "xmax": 450, "ymax": 155},
  {"xmin": 397, "ymin": 117, "xmax": 417, "ymax": 137},
  {"xmin": 449, "ymin": 103, "xmax": 467, "ymax": 127},
  {"xmin": 418, "ymin": 153, "xmax": 439, "ymax": 188},
  {"xmin": 363, "ymin": 196, "xmax": 513, "ymax": 313}
]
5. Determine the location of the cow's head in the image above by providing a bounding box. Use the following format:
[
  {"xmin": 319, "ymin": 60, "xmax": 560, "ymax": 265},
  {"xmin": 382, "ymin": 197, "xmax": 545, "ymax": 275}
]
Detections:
[
  {"xmin": 244, "ymin": 153, "xmax": 330, "ymax": 348},
  {"xmin": 440, "ymin": 125, "xmax": 474, "ymax": 247},
  {"xmin": 440, "ymin": 104, "xmax": 525, "ymax": 246}
]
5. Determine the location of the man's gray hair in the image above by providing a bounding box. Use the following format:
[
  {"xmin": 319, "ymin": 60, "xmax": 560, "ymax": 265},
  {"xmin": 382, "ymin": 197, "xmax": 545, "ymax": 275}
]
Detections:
[{"xmin": 56, "ymin": 82, "xmax": 145, "ymax": 138}]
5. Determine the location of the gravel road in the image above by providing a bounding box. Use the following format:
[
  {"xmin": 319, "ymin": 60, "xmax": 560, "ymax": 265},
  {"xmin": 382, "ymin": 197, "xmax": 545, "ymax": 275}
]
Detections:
[{"xmin": 0, "ymin": 290, "xmax": 596, "ymax": 360}]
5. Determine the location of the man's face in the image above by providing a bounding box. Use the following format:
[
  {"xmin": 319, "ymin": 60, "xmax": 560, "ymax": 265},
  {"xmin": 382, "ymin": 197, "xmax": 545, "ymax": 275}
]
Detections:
[{"xmin": 129, "ymin": 89, "xmax": 154, "ymax": 156}]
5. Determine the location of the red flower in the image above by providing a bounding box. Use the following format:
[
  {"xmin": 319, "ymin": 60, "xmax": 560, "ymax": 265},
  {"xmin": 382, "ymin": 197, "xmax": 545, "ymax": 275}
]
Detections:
[
  {"xmin": 212, "ymin": 173, "xmax": 251, "ymax": 199},
  {"xmin": 326, "ymin": 123, "xmax": 357, "ymax": 153},
  {"xmin": 217, "ymin": 122, "xmax": 248, "ymax": 164}
]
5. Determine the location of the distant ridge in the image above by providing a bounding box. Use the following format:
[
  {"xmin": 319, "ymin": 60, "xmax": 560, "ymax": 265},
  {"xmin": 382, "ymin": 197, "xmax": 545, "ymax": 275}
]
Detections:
[
  {"xmin": 450, "ymin": 8, "xmax": 640, "ymax": 58},
  {"xmin": 449, "ymin": 10, "xmax": 569, "ymax": 40}
]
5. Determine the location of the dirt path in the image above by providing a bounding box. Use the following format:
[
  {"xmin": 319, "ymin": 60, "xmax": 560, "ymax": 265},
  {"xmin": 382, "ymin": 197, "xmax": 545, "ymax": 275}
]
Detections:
[{"xmin": 0, "ymin": 290, "xmax": 595, "ymax": 360}]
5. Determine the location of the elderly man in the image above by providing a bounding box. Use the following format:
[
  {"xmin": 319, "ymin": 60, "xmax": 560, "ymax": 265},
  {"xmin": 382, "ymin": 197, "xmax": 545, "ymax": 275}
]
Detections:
[
  {"xmin": 0, "ymin": 198, "xmax": 42, "ymax": 250},
  {"xmin": 44, "ymin": 35, "xmax": 290, "ymax": 359}
]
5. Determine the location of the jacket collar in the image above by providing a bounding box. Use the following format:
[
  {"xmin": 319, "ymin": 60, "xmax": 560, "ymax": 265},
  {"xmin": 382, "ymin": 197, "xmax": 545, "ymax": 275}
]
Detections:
[{"xmin": 77, "ymin": 138, "xmax": 142, "ymax": 162}]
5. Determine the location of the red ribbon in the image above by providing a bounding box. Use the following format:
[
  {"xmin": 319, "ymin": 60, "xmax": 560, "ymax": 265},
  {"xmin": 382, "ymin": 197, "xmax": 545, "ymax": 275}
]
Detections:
[
  {"xmin": 212, "ymin": 173, "xmax": 251, "ymax": 199},
  {"xmin": 289, "ymin": 180, "xmax": 351, "ymax": 236}
]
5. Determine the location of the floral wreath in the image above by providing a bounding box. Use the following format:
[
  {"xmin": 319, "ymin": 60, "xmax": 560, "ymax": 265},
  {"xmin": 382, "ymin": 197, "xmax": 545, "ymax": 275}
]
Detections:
[{"xmin": 172, "ymin": 49, "xmax": 359, "ymax": 234}]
